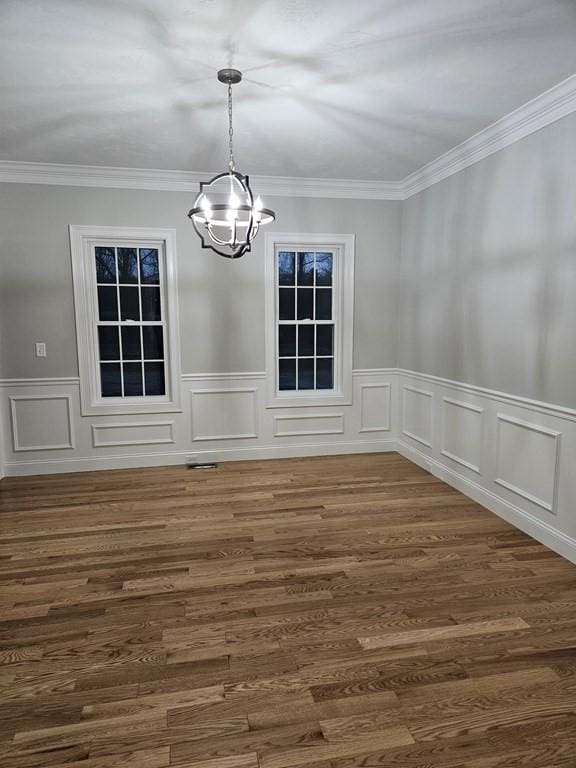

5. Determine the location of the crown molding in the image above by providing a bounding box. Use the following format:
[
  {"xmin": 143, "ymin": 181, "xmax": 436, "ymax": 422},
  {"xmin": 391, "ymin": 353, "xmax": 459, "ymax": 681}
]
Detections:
[
  {"xmin": 401, "ymin": 73, "xmax": 576, "ymax": 199},
  {"xmin": 0, "ymin": 74, "xmax": 574, "ymax": 200},
  {"xmin": 0, "ymin": 161, "xmax": 402, "ymax": 200},
  {"xmin": 255, "ymin": 175, "xmax": 403, "ymax": 200},
  {"xmin": 0, "ymin": 162, "xmax": 208, "ymax": 192}
]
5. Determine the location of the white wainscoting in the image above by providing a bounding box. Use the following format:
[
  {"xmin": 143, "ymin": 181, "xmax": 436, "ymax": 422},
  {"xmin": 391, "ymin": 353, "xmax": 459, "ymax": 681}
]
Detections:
[
  {"xmin": 190, "ymin": 387, "xmax": 259, "ymax": 441},
  {"xmin": 91, "ymin": 421, "xmax": 175, "ymax": 448},
  {"xmin": 2, "ymin": 368, "xmax": 575, "ymax": 565},
  {"xmin": 0, "ymin": 369, "xmax": 398, "ymax": 476},
  {"xmin": 359, "ymin": 383, "xmax": 391, "ymax": 433},
  {"xmin": 396, "ymin": 370, "xmax": 576, "ymax": 565},
  {"xmin": 10, "ymin": 394, "xmax": 74, "ymax": 451},
  {"xmin": 494, "ymin": 414, "xmax": 561, "ymax": 514},
  {"xmin": 401, "ymin": 385, "xmax": 433, "ymax": 447},
  {"xmin": 273, "ymin": 413, "xmax": 344, "ymax": 437},
  {"xmin": 440, "ymin": 397, "xmax": 484, "ymax": 475}
]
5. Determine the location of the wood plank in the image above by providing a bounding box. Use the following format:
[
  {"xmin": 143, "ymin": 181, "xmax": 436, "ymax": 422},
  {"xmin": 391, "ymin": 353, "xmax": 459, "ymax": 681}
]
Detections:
[{"xmin": 359, "ymin": 617, "xmax": 530, "ymax": 649}]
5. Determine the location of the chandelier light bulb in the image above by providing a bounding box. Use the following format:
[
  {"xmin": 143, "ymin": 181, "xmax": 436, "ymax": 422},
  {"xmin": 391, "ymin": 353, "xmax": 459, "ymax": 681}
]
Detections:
[{"xmin": 254, "ymin": 195, "xmax": 263, "ymax": 222}]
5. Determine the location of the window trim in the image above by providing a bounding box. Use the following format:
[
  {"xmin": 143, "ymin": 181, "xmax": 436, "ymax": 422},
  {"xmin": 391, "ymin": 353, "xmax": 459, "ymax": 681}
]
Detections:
[
  {"xmin": 264, "ymin": 232, "xmax": 355, "ymax": 408},
  {"xmin": 70, "ymin": 225, "xmax": 182, "ymax": 416}
]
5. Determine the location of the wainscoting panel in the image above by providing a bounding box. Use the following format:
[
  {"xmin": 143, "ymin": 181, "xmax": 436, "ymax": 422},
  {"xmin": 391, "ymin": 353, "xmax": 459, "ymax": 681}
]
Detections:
[
  {"xmin": 10, "ymin": 395, "xmax": 74, "ymax": 451},
  {"xmin": 190, "ymin": 387, "xmax": 258, "ymax": 441},
  {"xmin": 274, "ymin": 413, "xmax": 344, "ymax": 437},
  {"xmin": 397, "ymin": 370, "xmax": 576, "ymax": 565},
  {"xmin": 0, "ymin": 370, "xmax": 397, "ymax": 475},
  {"xmin": 402, "ymin": 385, "xmax": 433, "ymax": 447},
  {"xmin": 92, "ymin": 421, "xmax": 174, "ymax": 448},
  {"xmin": 359, "ymin": 383, "xmax": 391, "ymax": 433},
  {"xmin": 495, "ymin": 414, "xmax": 560, "ymax": 514},
  {"xmin": 441, "ymin": 397, "xmax": 484, "ymax": 474}
]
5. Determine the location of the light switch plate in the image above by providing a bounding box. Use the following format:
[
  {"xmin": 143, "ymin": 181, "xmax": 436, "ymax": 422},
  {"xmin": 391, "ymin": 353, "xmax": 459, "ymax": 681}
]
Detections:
[{"xmin": 35, "ymin": 342, "xmax": 47, "ymax": 358}]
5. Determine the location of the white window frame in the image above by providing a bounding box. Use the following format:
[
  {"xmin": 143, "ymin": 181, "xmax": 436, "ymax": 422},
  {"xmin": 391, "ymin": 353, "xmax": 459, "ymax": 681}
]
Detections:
[
  {"xmin": 70, "ymin": 225, "xmax": 182, "ymax": 416},
  {"xmin": 264, "ymin": 232, "xmax": 355, "ymax": 408}
]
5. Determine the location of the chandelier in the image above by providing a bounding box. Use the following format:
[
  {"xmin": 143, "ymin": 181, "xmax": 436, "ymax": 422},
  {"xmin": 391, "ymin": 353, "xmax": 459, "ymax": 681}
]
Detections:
[{"xmin": 188, "ymin": 69, "xmax": 275, "ymax": 259}]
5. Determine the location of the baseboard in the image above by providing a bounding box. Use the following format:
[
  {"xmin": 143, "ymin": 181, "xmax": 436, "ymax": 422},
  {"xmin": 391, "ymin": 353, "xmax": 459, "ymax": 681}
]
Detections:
[
  {"xmin": 2, "ymin": 438, "xmax": 398, "ymax": 477},
  {"xmin": 397, "ymin": 439, "xmax": 576, "ymax": 566}
]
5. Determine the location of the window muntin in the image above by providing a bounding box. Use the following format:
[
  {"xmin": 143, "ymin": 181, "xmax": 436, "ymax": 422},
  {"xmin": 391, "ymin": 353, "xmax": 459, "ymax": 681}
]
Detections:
[
  {"xmin": 276, "ymin": 250, "xmax": 336, "ymax": 392},
  {"xmin": 94, "ymin": 245, "xmax": 167, "ymax": 399}
]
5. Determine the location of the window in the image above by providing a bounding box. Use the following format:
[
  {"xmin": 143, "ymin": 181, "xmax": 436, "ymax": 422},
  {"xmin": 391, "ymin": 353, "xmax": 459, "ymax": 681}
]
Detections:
[
  {"xmin": 70, "ymin": 226, "xmax": 181, "ymax": 415},
  {"xmin": 277, "ymin": 251, "xmax": 335, "ymax": 391},
  {"xmin": 95, "ymin": 246, "xmax": 165, "ymax": 398},
  {"xmin": 265, "ymin": 233, "xmax": 355, "ymax": 407}
]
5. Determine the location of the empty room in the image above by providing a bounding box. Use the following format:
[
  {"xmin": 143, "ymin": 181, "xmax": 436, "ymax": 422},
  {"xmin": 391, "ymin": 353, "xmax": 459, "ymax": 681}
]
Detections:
[{"xmin": 1, "ymin": 1, "xmax": 576, "ymax": 766}]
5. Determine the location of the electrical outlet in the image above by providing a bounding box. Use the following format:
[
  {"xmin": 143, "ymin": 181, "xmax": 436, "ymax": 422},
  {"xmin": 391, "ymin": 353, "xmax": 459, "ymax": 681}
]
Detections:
[{"xmin": 35, "ymin": 342, "xmax": 47, "ymax": 358}]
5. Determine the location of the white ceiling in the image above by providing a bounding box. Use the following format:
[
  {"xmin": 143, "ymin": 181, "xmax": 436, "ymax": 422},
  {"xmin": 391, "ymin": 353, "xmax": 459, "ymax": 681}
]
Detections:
[{"xmin": 1, "ymin": 0, "xmax": 575, "ymax": 181}]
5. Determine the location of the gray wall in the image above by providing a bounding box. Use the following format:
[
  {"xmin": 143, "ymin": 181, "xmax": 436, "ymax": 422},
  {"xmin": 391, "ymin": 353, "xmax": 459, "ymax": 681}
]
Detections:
[
  {"xmin": 399, "ymin": 111, "xmax": 576, "ymax": 409},
  {"xmin": 2, "ymin": 112, "xmax": 575, "ymax": 409},
  {"xmin": 0, "ymin": 186, "xmax": 401, "ymax": 378}
]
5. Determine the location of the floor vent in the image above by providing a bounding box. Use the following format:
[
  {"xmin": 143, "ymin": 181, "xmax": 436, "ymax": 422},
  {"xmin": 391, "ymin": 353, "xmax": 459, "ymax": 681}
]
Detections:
[{"xmin": 186, "ymin": 462, "xmax": 218, "ymax": 470}]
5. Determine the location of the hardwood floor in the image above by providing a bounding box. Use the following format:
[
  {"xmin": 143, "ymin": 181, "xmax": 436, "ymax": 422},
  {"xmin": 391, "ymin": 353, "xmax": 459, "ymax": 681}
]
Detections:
[{"xmin": 1, "ymin": 452, "xmax": 576, "ymax": 768}]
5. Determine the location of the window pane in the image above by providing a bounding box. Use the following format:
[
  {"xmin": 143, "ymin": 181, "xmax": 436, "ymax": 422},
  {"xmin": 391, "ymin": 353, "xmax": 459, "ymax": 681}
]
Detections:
[
  {"xmin": 279, "ymin": 358, "xmax": 296, "ymax": 391},
  {"xmin": 298, "ymin": 358, "xmax": 314, "ymax": 390},
  {"xmin": 315, "ymin": 288, "xmax": 332, "ymax": 320},
  {"xmin": 279, "ymin": 288, "xmax": 295, "ymax": 320},
  {"xmin": 297, "ymin": 288, "xmax": 313, "ymax": 320},
  {"xmin": 117, "ymin": 248, "xmax": 138, "ymax": 283},
  {"xmin": 143, "ymin": 326, "xmax": 164, "ymax": 359},
  {"xmin": 123, "ymin": 363, "xmax": 143, "ymax": 396},
  {"xmin": 141, "ymin": 287, "xmax": 161, "ymax": 321},
  {"xmin": 278, "ymin": 252, "xmax": 295, "ymax": 286},
  {"xmin": 297, "ymin": 252, "xmax": 314, "ymax": 286},
  {"xmin": 144, "ymin": 362, "xmax": 165, "ymax": 395},
  {"xmin": 316, "ymin": 325, "xmax": 334, "ymax": 356},
  {"xmin": 100, "ymin": 363, "xmax": 122, "ymax": 397},
  {"xmin": 98, "ymin": 286, "xmax": 118, "ymax": 321},
  {"xmin": 278, "ymin": 325, "xmax": 296, "ymax": 357},
  {"xmin": 298, "ymin": 325, "xmax": 314, "ymax": 356},
  {"xmin": 98, "ymin": 326, "xmax": 119, "ymax": 361},
  {"xmin": 120, "ymin": 287, "xmax": 140, "ymax": 320},
  {"xmin": 95, "ymin": 247, "xmax": 117, "ymax": 283},
  {"xmin": 315, "ymin": 253, "xmax": 333, "ymax": 286},
  {"xmin": 122, "ymin": 326, "xmax": 141, "ymax": 360},
  {"xmin": 316, "ymin": 358, "xmax": 334, "ymax": 389},
  {"xmin": 139, "ymin": 248, "xmax": 160, "ymax": 284}
]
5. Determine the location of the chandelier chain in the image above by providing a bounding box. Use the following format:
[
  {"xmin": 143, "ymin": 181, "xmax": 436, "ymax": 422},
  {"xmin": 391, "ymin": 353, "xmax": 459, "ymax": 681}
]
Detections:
[{"xmin": 227, "ymin": 83, "xmax": 235, "ymax": 172}]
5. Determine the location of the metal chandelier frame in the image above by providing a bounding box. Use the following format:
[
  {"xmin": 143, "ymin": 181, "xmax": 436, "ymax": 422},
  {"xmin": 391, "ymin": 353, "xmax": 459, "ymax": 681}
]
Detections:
[{"xmin": 188, "ymin": 69, "xmax": 276, "ymax": 259}]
